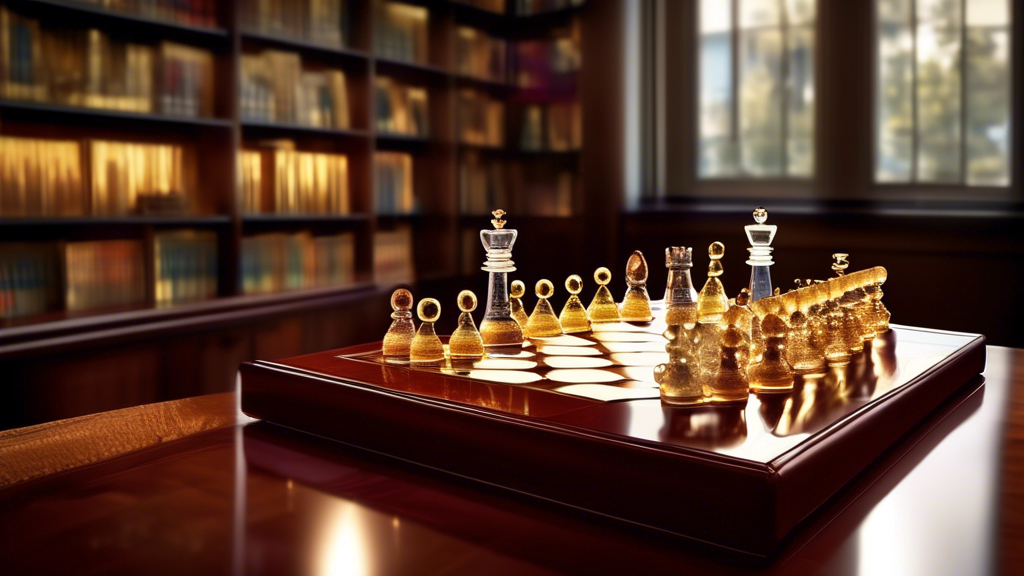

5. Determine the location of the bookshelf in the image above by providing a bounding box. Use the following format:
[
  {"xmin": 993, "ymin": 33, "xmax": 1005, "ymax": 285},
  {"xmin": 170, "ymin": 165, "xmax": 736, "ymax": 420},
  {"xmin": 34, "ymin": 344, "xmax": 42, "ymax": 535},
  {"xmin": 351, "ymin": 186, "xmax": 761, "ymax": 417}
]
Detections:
[{"xmin": 0, "ymin": 0, "xmax": 591, "ymax": 332}]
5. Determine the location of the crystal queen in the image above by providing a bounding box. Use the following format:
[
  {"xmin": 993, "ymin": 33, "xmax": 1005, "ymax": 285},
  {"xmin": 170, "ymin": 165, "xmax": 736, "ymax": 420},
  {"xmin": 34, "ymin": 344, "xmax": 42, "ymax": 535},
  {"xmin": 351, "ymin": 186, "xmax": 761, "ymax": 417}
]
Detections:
[{"xmin": 479, "ymin": 210, "xmax": 525, "ymax": 347}]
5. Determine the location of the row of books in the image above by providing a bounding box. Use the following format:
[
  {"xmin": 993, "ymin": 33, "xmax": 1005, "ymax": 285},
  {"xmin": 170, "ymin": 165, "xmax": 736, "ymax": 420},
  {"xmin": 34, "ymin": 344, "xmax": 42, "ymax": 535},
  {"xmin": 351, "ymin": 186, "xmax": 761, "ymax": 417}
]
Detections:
[
  {"xmin": 514, "ymin": 30, "xmax": 580, "ymax": 93},
  {"xmin": 74, "ymin": 0, "xmax": 218, "ymax": 29},
  {"xmin": 241, "ymin": 231, "xmax": 356, "ymax": 295},
  {"xmin": 374, "ymin": 226, "xmax": 414, "ymax": 286},
  {"xmin": 65, "ymin": 239, "xmax": 146, "ymax": 312},
  {"xmin": 519, "ymin": 102, "xmax": 581, "ymax": 151},
  {"xmin": 0, "ymin": 243, "xmax": 60, "ymax": 319},
  {"xmin": 456, "ymin": 27, "xmax": 507, "ymax": 83},
  {"xmin": 240, "ymin": 146, "xmax": 350, "ymax": 215},
  {"xmin": 241, "ymin": 50, "xmax": 350, "ymax": 129},
  {"xmin": 374, "ymin": 152, "xmax": 414, "ymax": 215},
  {"xmin": 458, "ymin": 89, "xmax": 505, "ymax": 147},
  {"xmin": 459, "ymin": 152, "xmax": 507, "ymax": 216},
  {"xmin": 0, "ymin": 9, "xmax": 215, "ymax": 116},
  {"xmin": 240, "ymin": 0, "xmax": 348, "ymax": 48},
  {"xmin": 154, "ymin": 230, "xmax": 218, "ymax": 306},
  {"xmin": 0, "ymin": 136, "xmax": 195, "ymax": 217},
  {"xmin": 374, "ymin": 1, "xmax": 429, "ymax": 65},
  {"xmin": 452, "ymin": 0, "xmax": 505, "ymax": 14},
  {"xmin": 374, "ymin": 77, "xmax": 429, "ymax": 137},
  {"xmin": 515, "ymin": 0, "xmax": 585, "ymax": 16}
]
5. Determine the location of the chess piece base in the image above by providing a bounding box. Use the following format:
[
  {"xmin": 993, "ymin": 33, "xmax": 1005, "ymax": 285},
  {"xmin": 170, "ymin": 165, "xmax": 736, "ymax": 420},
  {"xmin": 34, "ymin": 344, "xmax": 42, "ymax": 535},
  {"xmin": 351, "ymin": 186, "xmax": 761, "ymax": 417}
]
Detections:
[
  {"xmin": 559, "ymin": 295, "xmax": 591, "ymax": 334},
  {"xmin": 620, "ymin": 287, "xmax": 653, "ymax": 322},
  {"xmin": 382, "ymin": 321, "xmax": 415, "ymax": 359},
  {"xmin": 449, "ymin": 329, "xmax": 484, "ymax": 359},
  {"xmin": 587, "ymin": 286, "xmax": 621, "ymax": 323},
  {"xmin": 480, "ymin": 317, "xmax": 524, "ymax": 347},
  {"xmin": 665, "ymin": 304, "xmax": 697, "ymax": 329}
]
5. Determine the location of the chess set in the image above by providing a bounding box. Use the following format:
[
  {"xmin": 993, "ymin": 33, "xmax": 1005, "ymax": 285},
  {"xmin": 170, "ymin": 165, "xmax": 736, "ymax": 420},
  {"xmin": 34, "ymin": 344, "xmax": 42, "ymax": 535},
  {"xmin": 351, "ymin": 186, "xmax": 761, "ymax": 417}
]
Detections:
[{"xmin": 240, "ymin": 208, "xmax": 986, "ymax": 557}]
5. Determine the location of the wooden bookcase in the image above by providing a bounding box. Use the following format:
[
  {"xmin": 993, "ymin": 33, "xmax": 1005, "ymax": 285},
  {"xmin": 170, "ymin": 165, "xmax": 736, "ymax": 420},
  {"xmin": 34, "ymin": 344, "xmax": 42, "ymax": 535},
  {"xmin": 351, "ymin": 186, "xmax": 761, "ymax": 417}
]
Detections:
[{"xmin": 0, "ymin": 0, "xmax": 592, "ymax": 333}]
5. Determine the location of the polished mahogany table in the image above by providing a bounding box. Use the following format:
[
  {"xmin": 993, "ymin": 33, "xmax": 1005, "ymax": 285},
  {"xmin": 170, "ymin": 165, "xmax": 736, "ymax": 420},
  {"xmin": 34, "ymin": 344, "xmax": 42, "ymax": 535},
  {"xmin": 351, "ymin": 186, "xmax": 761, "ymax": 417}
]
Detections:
[{"xmin": 1, "ymin": 346, "xmax": 1022, "ymax": 575}]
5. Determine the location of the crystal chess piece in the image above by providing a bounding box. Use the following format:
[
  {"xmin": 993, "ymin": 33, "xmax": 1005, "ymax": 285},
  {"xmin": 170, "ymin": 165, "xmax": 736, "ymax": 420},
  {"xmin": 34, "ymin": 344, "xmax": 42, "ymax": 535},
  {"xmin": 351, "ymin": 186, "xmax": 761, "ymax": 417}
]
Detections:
[
  {"xmin": 382, "ymin": 288, "xmax": 416, "ymax": 360},
  {"xmin": 620, "ymin": 250, "xmax": 654, "ymax": 322},
  {"xmin": 707, "ymin": 325, "xmax": 750, "ymax": 405},
  {"xmin": 745, "ymin": 207, "xmax": 777, "ymax": 302},
  {"xmin": 697, "ymin": 242, "xmax": 729, "ymax": 324},
  {"xmin": 587, "ymin": 267, "xmax": 622, "ymax": 323},
  {"xmin": 655, "ymin": 324, "xmax": 702, "ymax": 406},
  {"xmin": 559, "ymin": 275, "xmax": 592, "ymax": 333},
  {"xmin": 748, "ymin": 314, "xmax": 795, "ymax": 393},
  {"xmin": 722, "ymin": 288, "xmax": 755, "ymax": 341},
  {"xmin": 509, "ymin": 280, "xmax": 530, "ymax": 328},
  {"xmin": 786, "ymin": 310, "xmax": 826, "ymax": 375},
  {"xmin": 410, "ymin": 298, "xmax": 445, "ymax": 365},
  {"xmin": 449, "ymin": 290, "xmax": 484, "ymax": 359},
  {"xmin": 664, "ymin": 247, "xmax": 698, "ymax": 328},
  {"xmin": 525, "ymin": 279, "xmax": 564, "ymax": 338},
  {"xmin": 478, "ymin": 210, "xmax": 525, "ymax": 347}
]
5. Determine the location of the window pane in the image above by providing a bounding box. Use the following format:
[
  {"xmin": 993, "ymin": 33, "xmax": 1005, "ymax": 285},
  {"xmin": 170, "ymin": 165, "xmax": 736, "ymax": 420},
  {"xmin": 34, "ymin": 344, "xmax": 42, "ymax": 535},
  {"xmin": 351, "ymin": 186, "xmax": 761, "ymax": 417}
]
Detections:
[
  {"xmin": 701, "ymin": 0, "xmax": 732, "ymax": 33},
  {"xmin": 787, "ymin": 27, "xmax": 814, "ymax": 177},
  {"xmin": 916, "ymin": 17, "xmax": 962, "ymax": 183},
  {"xmin": 739, "ymin": 28, "xmax": 784, "ymax": 176},
  {"xmin": 918, "ymin": 0, "xmax": 962, "ymax": 28},
  {"xmin": 967, "ymin": 0, "xmax": 1009, "ymax": 26},
  {"xmin": 785, "ymin": 0, "xmax": 816, "ymax": 26},
  {"xmin": 966, "ymin": 28, "xmax": 1010, "ymax": 185},
  {"xmin": 700, "ymin": 31, "xmax": 738, "ymax": 177},
  {"xmin": 876, "ymin": 0, "xmax": 914, "ymax": 182},
  {"xmin": 740, "ymin": 0, "xmax": 781, "ymax": 28}
]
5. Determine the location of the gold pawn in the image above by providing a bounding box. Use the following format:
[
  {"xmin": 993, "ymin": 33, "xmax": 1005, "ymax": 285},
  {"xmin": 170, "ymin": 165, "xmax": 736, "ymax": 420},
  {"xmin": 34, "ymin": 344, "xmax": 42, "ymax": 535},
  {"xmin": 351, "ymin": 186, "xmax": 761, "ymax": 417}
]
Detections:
[
  {"xmin": 559, "ymin": 275, "xmax": 592, "ymax": 333},
  {"xmin": 655, "ymin": 324, "xmax": 702, "ymax": 406},
  {"xmin": 697, "ymin": 242, "xmax": 729, "ymax": 324},
  {"xmin": 525, "ymin": 279, "xmax": 564, "ymax": 338},
  {"xmin": 619, "ymin": 250, "xmax": 654, "ymax": 322},
  {"xmin": 786, "ymin": 310, "xmax": 826, "ymax": 375},
  {"xmin": 382, "ymin": 288, "xmax": 416, "ymax": 359},
  {"xmin": 706, "ymin": 325, "xmax": 750, "ymax": 405},
  {"xmin": 748, "ymin": 314, "xmax": 795, "ymax": 394},
  {"xmin": 509, "ymin": 280, "xmax": 530, "ymax": 328},
  {"xmin": 587, "ymin": 267, "xmax": 622, "ymax": 323},
  {"xmin": 449, "ymin": 290, "xmax": 484, "ymax": 359},
  {"xmin": 410, "ymin": 298, "xmax": 445, "ymax": 365}
]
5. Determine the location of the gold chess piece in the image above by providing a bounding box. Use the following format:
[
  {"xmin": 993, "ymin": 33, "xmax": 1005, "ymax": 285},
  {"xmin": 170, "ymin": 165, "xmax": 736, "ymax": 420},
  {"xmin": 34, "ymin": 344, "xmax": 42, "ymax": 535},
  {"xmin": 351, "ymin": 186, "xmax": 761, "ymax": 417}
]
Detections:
[
  {"xmin": 748, "ymin": 314, "xmax": 795, "ymax": 394},
  {"xmin": 823, "ymin": 299, "xmax": 852, "ymax": 367},
  {"xmin": 851, "ymin": 287, "xmax": 876, "ymax": 343},
  {"xmin": 839, "ymin": 290, "xmax": 865, "ymax": 354},
  {"xmin": 655, "ymin": 325, "xmax": 702, "ymax": 406},
  {"xmin": 383, "ymin": 288, "xmax": 416, "ymax": 359},
  {"xmin": 832, "ymin": 253, "xmax": 850, "ymax": 277},
  {"xmin": 559, "ymin": 275, "xmax": 592, "ymax": 333},
  {"xmin": 786, "ymin": 310, "xmax": 826, "ymax": 375},
  {"xmin": 619, "ymin": 250, "xmax": 654, "ymax": 322},
  {"xmin": 865, "ymin": 282, "xmax": 891, "ymax": 333},
  {"xmin": 587, "ymin": 267, "xmax": 622, "ymax": 323},
  {"xmin": 449, "ymin": 290, "xmax": 484, "ymax": 359},
  {"xmin": 525, "ymin": 279, "xmax": 564, "ymax": 338},
  {"xmin": 722, "ymin": 288, "xmax": 755, "ymax": 340},
  {"xmin": 697, "ymin": 242, "xmax": 729, "ymax": 324},
  {"xmin": 706, "ymin": 325, "xmax": 750, "ymax": 405},
  {"xmin": 509, "ymin": 280, "xmax": 530, "ymax": 328},
  {"xmin": 410, "ymin": 298, "xmax": 445, "ymax": 365},
  {"xmin": 664, "ymin": 246, "xmax": 698, "ymax": 328}
]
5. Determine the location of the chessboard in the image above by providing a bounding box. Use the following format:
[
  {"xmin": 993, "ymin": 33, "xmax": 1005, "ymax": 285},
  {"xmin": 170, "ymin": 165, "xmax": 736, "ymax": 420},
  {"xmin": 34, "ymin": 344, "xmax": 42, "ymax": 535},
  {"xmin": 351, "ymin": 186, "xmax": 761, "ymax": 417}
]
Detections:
[{"xmin": 240, "ymin": 303, "xmax": 986, "ymax": 557}]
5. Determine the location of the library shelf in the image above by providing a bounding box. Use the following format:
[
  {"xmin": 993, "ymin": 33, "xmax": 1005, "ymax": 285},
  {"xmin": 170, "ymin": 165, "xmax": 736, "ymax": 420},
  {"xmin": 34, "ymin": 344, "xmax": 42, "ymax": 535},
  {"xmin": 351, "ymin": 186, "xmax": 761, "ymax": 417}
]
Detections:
[
  {"xmin": 457, "ymin": 142, "xmax": 507, "ymax": 152},
  {"xmin": 0, "ymin": 100, "xmax": 235, "ymax": 129},
  {"xmin": 374, "ymin": 133, "xmax": 432, "ymax": 148},
  {"xmin": 0, "ymin": 281, "xmax": 382, "ymax": 358},
  {"xmin": 6, "ymin": 0, "xmax": 230, "ymax": 42},
  {"xmin": 0, "ymin": 216, "xmax": 232, "ymax": 228},
  {"xmin": 240, "ymin": 214, "xmax": 372, "ymax": 224},
  {"xmin": 512, "ymin": 4, "xmax": 585, "ymax": 33},
  {"xmin": 455, "ymin": 74, "xmax": 511, "ymax": 92},
  {"xmin": 240, "ymin": 121, "xmax": 371, "ymax": 139},
  {"xmin": 240, "ymin": 31, "xmax": 370, "ymax": 62},
  {"xmin": 374, "ymin": 57, "xmax": 450, "ymax": 81},
  {"xmin": 452, "ymin": 2, "xmax": 508, "ymax": 33}
]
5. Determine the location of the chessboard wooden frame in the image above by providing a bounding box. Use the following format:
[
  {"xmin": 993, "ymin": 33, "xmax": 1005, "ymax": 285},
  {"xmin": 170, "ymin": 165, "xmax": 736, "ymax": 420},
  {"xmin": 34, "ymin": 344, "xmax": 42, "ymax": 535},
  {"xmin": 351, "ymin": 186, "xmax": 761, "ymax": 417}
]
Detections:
[{"xmin": 239, "ymin": 325, "xmax": 986, "ymax": 558}]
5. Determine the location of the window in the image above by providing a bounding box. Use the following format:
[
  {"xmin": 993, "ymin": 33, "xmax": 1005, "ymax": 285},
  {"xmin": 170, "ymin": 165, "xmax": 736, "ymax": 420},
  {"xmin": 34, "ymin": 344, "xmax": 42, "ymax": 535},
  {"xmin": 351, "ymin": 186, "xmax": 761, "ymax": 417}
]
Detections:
[
  {"xmin": 698, "ymin": 0, "xmax": 816, "ymax": 179},
  {"xmin": 876, "ymin": 0, "xmax": 1012, "ymax": 186}
]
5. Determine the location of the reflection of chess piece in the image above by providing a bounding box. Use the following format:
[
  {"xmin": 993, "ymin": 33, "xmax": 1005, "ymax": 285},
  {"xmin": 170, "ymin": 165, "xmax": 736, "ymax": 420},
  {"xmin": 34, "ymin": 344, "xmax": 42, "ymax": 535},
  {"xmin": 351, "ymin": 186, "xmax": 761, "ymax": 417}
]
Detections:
[
  {"xmin": 587, "ymin": 267, "xmax": 621, "ymax": 323},
  {"xmin": 559, "ymin": 275, "xmax": 592, "ymax": 333},
  {"xmin": 839, "ymin": 290, "xmax": 865, "ymax": 354},
  {"xmin": 525, "ymin": 279, "xmax": 563, "ymax": 338},
  {"xmin": 449, "ymin": 290, "xmax": 484, "ymax": 359},
  {"xmin": 383, "ymin": 288, "xmax": 416, "ymax": 359},
  {"xmin": 479, "ymin": 210, "xmax": 525, "ymax": 347},
  {"xmin": 620, "ymin": 250, "xmax": 654, "ymax": 321},
  {"xmin": 745, "ymin": 207, "xmax": 777, "ymax": 302},
  {"xmin": 509, "ymin": 280, "xmax": 529, "ymax": 328},
  {"xmin": 786, "ymin": 310, "xmax": 826, "ymax": 375},
  {"xmin": 706, "ymin": 325, "xmax": 749, "ymax": 405},
  {"xmin": 655, "ymin": 325, "xmax": 702, "ymax": 406},
  {"xmin": 410, "ymin": 298, "xmax": 445, "ymax": 364},
  {"xmin": 722, "ymin": 288, "xmax": 755, "ymax": 341},
  {"xmin": 664, "ymin": 246, "xmax": 698, "ymax": 328},
  {"xmin": 823, "ymin": 300, "xmax": 852, "ymax": 367},
  {"xmin": 697, "ymin": 242, "xmax": 729, "ymax": 324},
  {"xmin": 659, "ymin": 406, "xmax": 747, "ymax": 448},
  {"xmin": 748, "ymin": 314, "xmax": 795, "ymax": 393}
]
